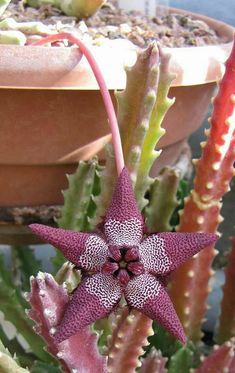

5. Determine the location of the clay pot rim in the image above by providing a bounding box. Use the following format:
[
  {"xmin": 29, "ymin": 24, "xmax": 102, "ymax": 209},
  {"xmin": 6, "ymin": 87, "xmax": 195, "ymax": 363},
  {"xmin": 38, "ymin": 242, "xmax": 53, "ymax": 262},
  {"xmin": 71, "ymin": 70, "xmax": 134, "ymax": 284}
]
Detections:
[{"xmin": 0, "ymin": 6, "xmax": 234, "ymax": 90}]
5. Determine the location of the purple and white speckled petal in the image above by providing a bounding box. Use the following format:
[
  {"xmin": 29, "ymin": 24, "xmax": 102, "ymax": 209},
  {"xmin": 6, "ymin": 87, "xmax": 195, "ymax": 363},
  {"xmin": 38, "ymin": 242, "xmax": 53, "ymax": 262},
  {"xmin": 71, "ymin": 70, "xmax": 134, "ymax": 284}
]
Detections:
[
  {"xmin": 156, "ymin": 232, "xmax": 218, "ymax": 272},
  {"xmin": 55, "ymin": 274, "xmax": 122, "ymax": 343},
  {"xmin": 79, "ymin": 234, "xmax": 109, "ymax": 271},
  {"xmin": 124, "ymin": 273, "xmax": 186, "ymax": 344},
  {"xmin": 139, "ymin": 235, "xmax": 172, "ymax": 275},
  {"xmin": 30, "ymin": 224, "xmax": 89, "ymax": 268},
  {"xmin": 104, "ymin": 168, "xmax": 144, "ymax": 245},
  {"xmin": 30, "ymin": 224, "xmax": 109, "ymax": 272}
]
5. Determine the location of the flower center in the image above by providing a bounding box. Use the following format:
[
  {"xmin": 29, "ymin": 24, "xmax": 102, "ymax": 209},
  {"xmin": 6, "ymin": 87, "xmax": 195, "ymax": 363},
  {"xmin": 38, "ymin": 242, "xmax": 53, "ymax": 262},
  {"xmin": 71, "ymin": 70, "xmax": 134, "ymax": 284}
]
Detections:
[
  {"xmin": 102, "ymin": 246, "xmax": 144, "ymax": 286},
  {"xmin": 119, "ymin": 260, "xmax": 127, "ymax": 269}
]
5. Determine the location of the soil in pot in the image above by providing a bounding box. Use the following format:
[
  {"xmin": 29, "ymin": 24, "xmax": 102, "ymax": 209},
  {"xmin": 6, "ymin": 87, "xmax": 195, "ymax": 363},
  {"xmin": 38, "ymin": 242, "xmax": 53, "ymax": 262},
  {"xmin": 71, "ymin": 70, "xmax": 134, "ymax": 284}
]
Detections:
[{"xmin": 3, "ymin": 0, "xmax": 228, "ymax": 47}]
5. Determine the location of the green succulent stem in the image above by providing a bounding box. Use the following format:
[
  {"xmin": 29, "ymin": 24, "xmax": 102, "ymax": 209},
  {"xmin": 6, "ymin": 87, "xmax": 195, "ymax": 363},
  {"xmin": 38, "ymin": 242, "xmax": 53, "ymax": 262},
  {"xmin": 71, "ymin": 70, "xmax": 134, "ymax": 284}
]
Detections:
[
  {"xmin": 135, "ymin": 48, "xmax": 175, "ymax": 210},
  {"xmin": 0, "ymin": 256, "xmax": 52, "ymax": 363},
  {"xmin": 0, "ymin": 30, "xmax": 26, "ymax": 44},
  {"xmin": 58, "ymin": 159, "xmax": 98, "ymax": 231},
  {"xmin": 0, "ymin": 18, "xmax": 55, "ymax": 35},
  {"xmin": 0, "ymin": 0, "xmax": 11, "ymax": 17},
  {"xmin": 167, "ymin": 344, "xmax": 195, "ymax": 373},
  {"xmin": 11, "ymin": 245, "xmax": 41, "ymax": 291},
  {"xmin": 27, "ymin": 0, "xmax": 105, "ymax": 18},
  {"xmin": 145, "ymin": 167, "xmax": 180, "ymax": 232},
  {"xmin": 90, "ymin": 146, "xmax": 117, "ymax": 227},
  {"xmin": 53, "ymin": 160, "xmax": 100, "ymax": 269},
  {"xmin": 117, "ymin": 44, "xmax": 160, "ymax": 180},
  {"xmin": 0, "ymin": 339, "xmax": 29, "ymax": 373}
]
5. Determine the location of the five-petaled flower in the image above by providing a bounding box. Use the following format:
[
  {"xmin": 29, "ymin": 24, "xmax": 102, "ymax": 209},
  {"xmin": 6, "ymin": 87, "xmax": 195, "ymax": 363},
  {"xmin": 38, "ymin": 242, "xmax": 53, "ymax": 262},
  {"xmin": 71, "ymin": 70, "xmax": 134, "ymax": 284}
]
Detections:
[{"xmin": 30, "ymin": 168, "xmax": 217, "ymax": 344}]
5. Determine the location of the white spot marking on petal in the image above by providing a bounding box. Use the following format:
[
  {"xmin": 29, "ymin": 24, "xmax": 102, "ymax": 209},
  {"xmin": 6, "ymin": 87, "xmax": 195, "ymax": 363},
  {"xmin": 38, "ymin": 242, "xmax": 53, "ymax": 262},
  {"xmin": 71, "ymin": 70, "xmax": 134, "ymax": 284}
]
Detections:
[
  {"xmin": 125, "ymin": 274, "xmax": 161, "ymax": 308},
  {"xmin": 49, "ymin": 327, "xmax": 56, "ymax": 335},
  {"xmin": 139, "ymin": 235, "xmax": 171, "ymax": 274},
  {"xmin": 43, "ymin": 308, "xmax": 52, "ymax": 316},
  {"xmin": 104, "ymin": 218, "xmax": 142, "ymax": 246},
  {"xmin": 85, "ymin": 274, "xmax": 121, "ymax": 309},
  {"xmin": 79, "ymin": 235, "xmax": 108, "ymax": 271}
]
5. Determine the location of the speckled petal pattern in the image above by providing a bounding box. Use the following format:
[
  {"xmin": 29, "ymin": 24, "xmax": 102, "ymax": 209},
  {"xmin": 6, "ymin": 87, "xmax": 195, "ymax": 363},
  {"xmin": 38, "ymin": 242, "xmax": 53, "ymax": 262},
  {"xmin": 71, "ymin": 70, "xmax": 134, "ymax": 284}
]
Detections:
[
  {"xmin": 125, "ymin": 273, "xmax": 186, "ymax": 343},
  {"xmin": 80, "ymin": 235, "xmax": 109, "ymax": 271},
  {"xmin": 105, "ymin": 217, "xmax": 143, "ymax": 246},
  {"xmin": 29, "ymin": 224, "xmax": 108, "ymax": 271},
  {"xmin": 104, "ymin": 167, "xmax": 144, "ymax": 245},
  {"xmin": 55, "ymin": 274, "xmax": 122, "ymax": 343},
  {"xmin": 156, "ymin": 232, "xmax": 217, "ymax": 272},
  {"xmin": 139, "ymin": 235, "xmax": 172, "ymax": 275}
]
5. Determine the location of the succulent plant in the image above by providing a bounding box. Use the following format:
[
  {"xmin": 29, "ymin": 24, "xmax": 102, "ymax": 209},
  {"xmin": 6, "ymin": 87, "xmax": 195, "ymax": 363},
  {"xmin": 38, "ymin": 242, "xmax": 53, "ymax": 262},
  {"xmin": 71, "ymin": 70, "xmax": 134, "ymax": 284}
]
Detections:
[
  {"xmin": 0, "ymin": 25, "xmax": 234, "ymax": 373},
  {"xmin": 0, "ymin": 0, "xmax": 11, "ymax": 17},
  {"xmin": 27, "ymin": 0, "xmax": 106, "ymax": 18}
]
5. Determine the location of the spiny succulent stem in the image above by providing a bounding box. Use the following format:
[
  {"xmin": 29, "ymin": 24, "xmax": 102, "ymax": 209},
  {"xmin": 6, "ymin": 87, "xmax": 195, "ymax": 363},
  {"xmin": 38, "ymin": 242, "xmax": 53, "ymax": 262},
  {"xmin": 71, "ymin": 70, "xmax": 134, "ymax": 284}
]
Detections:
[
  {"xmin": 217, "ymin": 237, "xmax": 235, "ymax": 344},
  {"xmin": 33, "ymin": 32, "xmax": 125, "ymax": 176},
  {"xmin": 145, "ymin": 167, "xmax": 180, "ymax": 232},
  {"xmin": 194, "ymin": 338, "xmax": 235, "ymax": 372},
  {"xmin": 139, "ymin": 349, "xmax": 167, "ymax": 373},
  {"xmin": 107, "ymin": 307, "xmax": 153, "ymax": 373},
  {"xmin": 170, "ymin": 36, "xmax": 235, "ymax": 342},
  {"xmin": 28, "ymin": 273, "xmax": 107, "ymax": 373}
]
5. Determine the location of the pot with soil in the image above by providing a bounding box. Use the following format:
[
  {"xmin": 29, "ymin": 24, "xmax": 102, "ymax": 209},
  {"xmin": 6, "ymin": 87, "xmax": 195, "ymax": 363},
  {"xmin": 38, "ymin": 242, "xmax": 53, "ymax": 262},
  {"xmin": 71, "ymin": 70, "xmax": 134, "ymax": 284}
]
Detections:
[{"xmin": 0, "ymin": 0, "xmax": 234, "ymax": 243}]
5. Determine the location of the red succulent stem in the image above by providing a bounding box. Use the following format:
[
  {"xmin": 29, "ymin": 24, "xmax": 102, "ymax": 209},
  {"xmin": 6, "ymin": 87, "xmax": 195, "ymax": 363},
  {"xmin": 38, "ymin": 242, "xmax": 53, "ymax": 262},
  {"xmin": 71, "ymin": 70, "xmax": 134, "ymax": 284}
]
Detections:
[
  {"xmin": 194, "ymin": 50, "xmax": 235, "ymax": 201},
  {"xmin": 170, "ymin": 203, "xmax": 220, "ymax": 341},
  {"xmin": 27, "ymin": 272, "xmax": 107, "ymax": 373},
  {"xmin": 170, "ymin": 37, "xmax": 235, "ymax": 342},
  {"xmin": 33, "ymin": 32, "xmax": 125, "ymax": 176},
  {"xmin": 217, "ymin": 237, "xmax": 235, "ymax": 344},
  {"xmin": 107, "ymin": 307, "xmax": 153, "ymax": 373},
  {"xmin": 194, "ymin": 339, "xmax": 235, "ymax": 373},
  {"xmin": 139, "ymin": 350, "xmax": 167, "ymax": 373}
]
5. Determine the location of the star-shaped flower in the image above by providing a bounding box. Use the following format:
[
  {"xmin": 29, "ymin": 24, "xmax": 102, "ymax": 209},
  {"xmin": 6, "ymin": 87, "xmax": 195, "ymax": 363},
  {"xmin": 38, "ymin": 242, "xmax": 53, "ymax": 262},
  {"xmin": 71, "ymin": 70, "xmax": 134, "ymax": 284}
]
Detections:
[{"xmin": 30, "ymin": 168, "xmax": 217, "ymax": 344}]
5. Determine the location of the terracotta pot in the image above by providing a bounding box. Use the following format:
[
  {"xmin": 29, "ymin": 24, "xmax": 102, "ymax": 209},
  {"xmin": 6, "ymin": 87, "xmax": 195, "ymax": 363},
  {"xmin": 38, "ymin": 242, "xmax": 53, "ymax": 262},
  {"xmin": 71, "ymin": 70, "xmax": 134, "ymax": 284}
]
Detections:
[{"xmin": 0, "ymin": 7, "xmax": 234, "ymax": 208}]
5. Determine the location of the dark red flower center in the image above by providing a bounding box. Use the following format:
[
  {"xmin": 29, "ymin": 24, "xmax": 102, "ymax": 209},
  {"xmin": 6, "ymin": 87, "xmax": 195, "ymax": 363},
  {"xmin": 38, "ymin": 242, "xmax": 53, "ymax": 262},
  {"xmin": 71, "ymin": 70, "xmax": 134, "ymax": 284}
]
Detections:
[{"xmin": 102, "ymin": 246, "xmax": 144, "ymax": 286}]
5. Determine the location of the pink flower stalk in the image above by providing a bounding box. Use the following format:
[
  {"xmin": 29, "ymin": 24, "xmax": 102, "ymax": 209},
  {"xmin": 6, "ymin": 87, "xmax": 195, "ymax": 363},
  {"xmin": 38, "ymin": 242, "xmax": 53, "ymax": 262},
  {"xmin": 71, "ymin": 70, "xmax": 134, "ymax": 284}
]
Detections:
[
  {"xmin": 33, "ymin": 32, "xmax": 124, "ymax": 176},
  {"xmin": 30, "ymin": 168, "xmax": 217, "ymax": 345}
]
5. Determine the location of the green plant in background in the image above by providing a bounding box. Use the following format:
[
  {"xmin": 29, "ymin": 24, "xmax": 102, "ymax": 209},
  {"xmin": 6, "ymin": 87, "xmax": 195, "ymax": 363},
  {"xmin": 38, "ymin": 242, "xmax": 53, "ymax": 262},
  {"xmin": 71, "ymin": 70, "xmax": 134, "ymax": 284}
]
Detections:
[
  {"xmin": 0, "ymin": 0, "xmax": 53, "ymax": 44},
  {"xmin": 27, "ymin": 0, "xmax": 106, "ymax": 18},
  {"xmin": 0, "ymin": 30, "xmax": 234, "ymax": 373},
  {"xmin": 1, "ymin": 0, "xmax": 105, "ymax": 18},
  {"xmin": 0, "ymin": 0, "xmax": 10, "ymax": 17}
]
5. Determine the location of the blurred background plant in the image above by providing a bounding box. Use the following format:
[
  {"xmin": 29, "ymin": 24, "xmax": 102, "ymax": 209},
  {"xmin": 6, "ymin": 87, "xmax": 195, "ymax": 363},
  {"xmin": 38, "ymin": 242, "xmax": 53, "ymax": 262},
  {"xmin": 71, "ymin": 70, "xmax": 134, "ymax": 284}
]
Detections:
[
  {"xmin": 1, "ymin": 0, "xmax": 106, "ymax": 18},
  {"xmin": 27, "ymin": 0, "xmax": 106, "ymax": 18}
]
